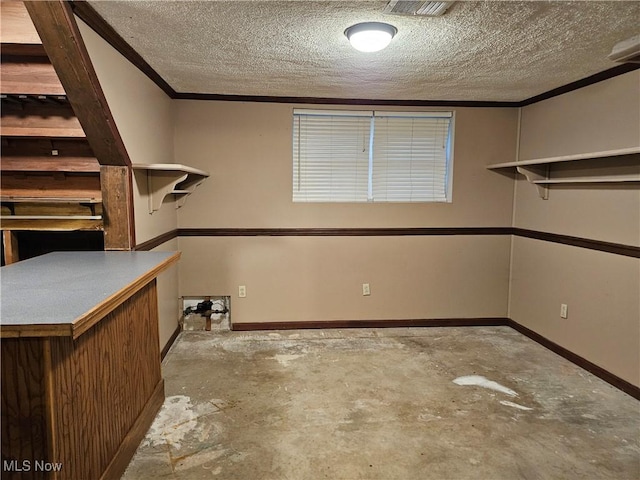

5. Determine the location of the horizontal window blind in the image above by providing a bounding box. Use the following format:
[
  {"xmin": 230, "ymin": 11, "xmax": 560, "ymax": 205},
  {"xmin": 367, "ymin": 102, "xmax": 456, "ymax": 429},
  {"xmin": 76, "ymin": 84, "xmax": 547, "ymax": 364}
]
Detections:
[
  {"xmin": 372, "ymin": 113, "xmax": 451, "ymax": 202},
  {"xmin": 292, "ymin": 109, "xmax": 453, "ymax": 203},
  {"xmin": 293, "ymin": 110, "xmax": 371, "ymax": 202}
]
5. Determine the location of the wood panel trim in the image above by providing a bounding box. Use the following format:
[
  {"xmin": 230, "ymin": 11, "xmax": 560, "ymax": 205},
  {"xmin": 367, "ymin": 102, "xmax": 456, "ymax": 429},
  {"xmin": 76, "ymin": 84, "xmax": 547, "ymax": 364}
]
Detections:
[
  {"xmin": 70, "ymin": 1, "xmax": 176, "ymax": 99},
  {"xmin": 0, "ymin": 338, "xmax": 49, "ymax": 469},
  {"xmin": 512, "ymin": 228, "xmax": 640, "ymax": 258},
  {"xmin": 0, "ymin": 324, "xmax": 72, "ymax": 339},
  {"xmin": 72, "ymin": 252, "xmax": 180, "ymax": 338},
  {"xmin": 519, "ymin": 63, "xmax": 640, "ymax": 107},
  {"xmin": 24, "ymin": 1, "xmax": 131, "ymax": 166},
  {"xmin": 99, "ymin": 379, "xmax": 165, "ymax": 480},
  {"xmin": 177, "ymin": 227, "xmax": 513, "ymax": 237},
  {"xmin": 174, "ymin": 227, "xmax": 639, "ymax": 258},
  {"xmin": 507, "ymin": 319, "xmax": 640, "ymax": 400},
  {"xmin": 232, "ymin": 318, "xmax": 510, "ymax": 331},
  {"xmin": 135, "ymin": 229, "xmax": 179, "ymax": 251},
  {"xmin": 173, "ymin": 93, "xmax": 520, "ymax": 107},
  {"xmin": 161, "ymin": 324, "xmax": 181, "ymax": 361},
  {"xmin": 42, "ymin": 339, "xmax": 60, "ymax": 480}
]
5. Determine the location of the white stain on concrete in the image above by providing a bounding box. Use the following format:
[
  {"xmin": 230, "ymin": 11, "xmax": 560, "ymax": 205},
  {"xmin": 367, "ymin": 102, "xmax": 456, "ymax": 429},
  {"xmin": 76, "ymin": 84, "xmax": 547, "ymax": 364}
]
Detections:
[
  {"xmin": 453, "ymin": 375, "xmax": 518, "ymax": 397},
  {"xmin": 418, "ymin": 412, "xmax": 443, "ymax": 422},
  {"xmin": 273, "ymin": 353, "xmax": 305, "ymax": 366},
  {"xmin": 142, "ymin": 395, "xmax": 220, "ymax": 450},
  {"xmin": 500, "ymin": 400, "xmax": 533, "ymax": 411}
]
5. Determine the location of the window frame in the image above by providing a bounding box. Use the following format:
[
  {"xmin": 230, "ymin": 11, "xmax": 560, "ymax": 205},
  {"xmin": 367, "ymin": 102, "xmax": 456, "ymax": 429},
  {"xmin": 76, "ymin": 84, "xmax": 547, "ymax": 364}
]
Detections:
[{"xmin": 292, "ymin": 108, "xmax": 455, "ymax": 204}]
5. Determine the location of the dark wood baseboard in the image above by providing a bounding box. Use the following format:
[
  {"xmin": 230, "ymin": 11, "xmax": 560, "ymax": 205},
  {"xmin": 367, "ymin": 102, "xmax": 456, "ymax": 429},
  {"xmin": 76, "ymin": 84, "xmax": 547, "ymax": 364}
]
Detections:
[
  {"xmin": 161, "ymin": 324, "xmax": 181, "ymax": 361},
  {"xmin": 232, "ymin": 318, "xmax": 510, "ymax": 331},
  {"xmin": 100, "ymin": 378, "xmax": 165, "ymax": 480},
  {"xmin": 507, "ymin": 320, "xmax": 640, "ymax": 401}
]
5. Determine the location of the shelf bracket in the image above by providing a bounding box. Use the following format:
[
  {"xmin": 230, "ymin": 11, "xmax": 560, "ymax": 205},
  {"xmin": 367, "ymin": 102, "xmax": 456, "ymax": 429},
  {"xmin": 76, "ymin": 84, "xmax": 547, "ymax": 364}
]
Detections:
[
  {"xmin": 146, "ymin": 171, "xmax": 189, "ymax": 213},
  {"xmin": 133, "ymin": 164, "xmax": 210, "ymax": 213},
  {"xmin": 517, "ymin": 165, "xmax": 549, "ymax": 200}
]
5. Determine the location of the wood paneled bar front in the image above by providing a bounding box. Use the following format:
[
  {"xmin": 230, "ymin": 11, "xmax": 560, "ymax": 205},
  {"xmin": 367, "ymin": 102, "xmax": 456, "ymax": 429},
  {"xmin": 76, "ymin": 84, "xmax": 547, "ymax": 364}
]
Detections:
[{"xmin": 0, "ymin": 251, "xmax": 180, "ymax": 480}]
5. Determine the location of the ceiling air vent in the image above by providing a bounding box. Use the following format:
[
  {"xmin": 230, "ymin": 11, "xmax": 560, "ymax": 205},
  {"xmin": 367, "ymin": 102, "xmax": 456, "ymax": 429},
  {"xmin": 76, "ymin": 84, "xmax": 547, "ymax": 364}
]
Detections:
[
  {"xmin": 608, "ymin": 35, "xmax": 640, "ymax": 64},
  {"xmin": 384, "ymin": 1, "xmax": 454, "ymax": 17}
]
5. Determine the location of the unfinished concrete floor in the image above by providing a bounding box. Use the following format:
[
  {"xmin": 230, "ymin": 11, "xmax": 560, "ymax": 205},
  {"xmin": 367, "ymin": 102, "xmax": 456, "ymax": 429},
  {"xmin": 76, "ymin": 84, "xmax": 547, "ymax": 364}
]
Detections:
[{"xmin": 122, "ymin": 327, "xmax": 640, "ymax": 479}]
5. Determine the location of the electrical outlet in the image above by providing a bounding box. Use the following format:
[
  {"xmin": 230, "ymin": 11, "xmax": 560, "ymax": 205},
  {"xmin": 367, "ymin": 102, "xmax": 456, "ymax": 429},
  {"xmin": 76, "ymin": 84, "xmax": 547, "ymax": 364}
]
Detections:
[
  {"xmin": 362, "ymin": 283, "xmax": 371, "ymax": 296},
  {"xmin": 238, "ymin": 285, "xmax": 246, "ymax": 298},
  {"xmin": 560, "ymin": 303, "xmax": 568, "ymax": 319}
]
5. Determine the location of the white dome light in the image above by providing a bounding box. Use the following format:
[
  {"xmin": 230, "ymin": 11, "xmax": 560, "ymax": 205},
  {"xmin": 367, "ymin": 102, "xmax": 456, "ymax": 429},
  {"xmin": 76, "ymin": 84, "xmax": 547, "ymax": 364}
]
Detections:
[{"xmin": 344, "ymin": 22, "xmax": 397, "ymax": 53}]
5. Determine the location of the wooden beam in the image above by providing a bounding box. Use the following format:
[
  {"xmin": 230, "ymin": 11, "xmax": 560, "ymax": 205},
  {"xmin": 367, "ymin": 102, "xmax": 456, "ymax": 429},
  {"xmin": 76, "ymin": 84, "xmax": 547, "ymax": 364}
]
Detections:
[
  {"xmin": 24, "ymin": 1, "xmax": 131, "ymax": 167},
  {"xmin": 2, "ymin": 231, "xmax": 20, "ymax": 264},
  {"xmin": 100, "ymin": 166, "xmax": 135, "ymax": 250}
]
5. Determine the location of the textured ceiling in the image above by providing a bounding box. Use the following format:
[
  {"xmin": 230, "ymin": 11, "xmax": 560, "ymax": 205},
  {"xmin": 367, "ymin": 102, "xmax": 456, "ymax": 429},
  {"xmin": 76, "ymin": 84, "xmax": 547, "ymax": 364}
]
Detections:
[{"xmin": 87, "ymin": 1, "xmax": 639, "ymax": 102}]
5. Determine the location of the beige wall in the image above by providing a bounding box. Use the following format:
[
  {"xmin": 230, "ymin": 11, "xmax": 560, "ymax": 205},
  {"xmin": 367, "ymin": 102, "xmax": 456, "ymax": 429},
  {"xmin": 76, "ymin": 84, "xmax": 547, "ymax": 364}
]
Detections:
[
  {"xmin": 175, "ymin": 102, "xmax": 517, "ymax": 323},
  {"xmin": 510, "ymin": 71, "xmax": 640, "ymax": 386},
  {"xmin": 178, "ymin": 235, "xmax": 512, "ymax": 323},
  {"xmin": 176, "ymin": 102, "xmax": 517, "ymax": 228},
  {"xmin": 519, "ymin": 71, "xmax": 640, "ymax": 161},
  {"xmin": 78, "ymin": 18, "xmax": 180, "ymax": 350}
]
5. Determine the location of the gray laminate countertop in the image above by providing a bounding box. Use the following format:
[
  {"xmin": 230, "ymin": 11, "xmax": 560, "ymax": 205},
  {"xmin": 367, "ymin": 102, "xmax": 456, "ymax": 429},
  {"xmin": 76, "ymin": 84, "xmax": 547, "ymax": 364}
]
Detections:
[{"xmin": 1, "ymin": 251, "xmax": 179, "ymax": 334}]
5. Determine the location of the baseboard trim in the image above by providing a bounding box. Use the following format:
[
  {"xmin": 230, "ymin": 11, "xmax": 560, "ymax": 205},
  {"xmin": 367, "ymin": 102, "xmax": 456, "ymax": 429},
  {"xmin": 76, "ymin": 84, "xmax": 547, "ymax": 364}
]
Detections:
[
  {"xmin": 161, "ymin": 324, "xmax": 182, "ymax": 361},
  {"xmin": 232, "ymin": 318, "xmax": 510, "ymax": 331},
  {"xmin": 232, "ymin": 317, "xmax": 639, "ymax": 400},
  {"xmin": 100, "ymin": 379, "xmax": 165, "ymax": 480},
  {"xmin": 507, "ymin": 320, "xmax": 640, "ymax": 400}
]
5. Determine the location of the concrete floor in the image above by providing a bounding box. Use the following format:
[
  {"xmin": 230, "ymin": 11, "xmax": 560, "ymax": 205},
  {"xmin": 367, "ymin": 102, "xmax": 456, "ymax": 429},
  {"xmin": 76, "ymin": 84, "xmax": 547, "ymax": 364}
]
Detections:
[{"xmin": 123, "ymin": 326, "xmax": 640, "ymax": 480}]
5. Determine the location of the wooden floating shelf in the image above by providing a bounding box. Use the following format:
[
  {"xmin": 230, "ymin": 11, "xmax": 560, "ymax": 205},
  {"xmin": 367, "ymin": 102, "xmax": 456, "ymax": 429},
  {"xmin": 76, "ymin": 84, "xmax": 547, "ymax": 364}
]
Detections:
[
  {"xmin": 487, "ymin": 146, "xmax": 640, "ymax": 199},
  {"xmin": 533, "ymin": 177, "xmax": 640, "ymax": 185},
  {"xmin": 132, "ymin": 163, "xmax": 210, "ymax": 213},
  {"xmin": 486, "ymin": 146, "xmax": 640, "ymax": 169}
]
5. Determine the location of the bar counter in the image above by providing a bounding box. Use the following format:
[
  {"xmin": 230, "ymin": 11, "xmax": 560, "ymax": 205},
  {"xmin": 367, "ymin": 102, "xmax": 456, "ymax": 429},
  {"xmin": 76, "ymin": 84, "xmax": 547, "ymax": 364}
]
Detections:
[{"xmin": 1, "ymin": 251, "xmax": 180, "ymax": 480}]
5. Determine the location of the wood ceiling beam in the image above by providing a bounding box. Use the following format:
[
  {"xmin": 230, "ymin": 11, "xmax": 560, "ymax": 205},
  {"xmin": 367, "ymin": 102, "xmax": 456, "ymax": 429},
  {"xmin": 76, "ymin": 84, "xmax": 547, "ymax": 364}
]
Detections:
[{"xmin": 24, "ymin": 1, "xmax": 131, "ymax": 167}]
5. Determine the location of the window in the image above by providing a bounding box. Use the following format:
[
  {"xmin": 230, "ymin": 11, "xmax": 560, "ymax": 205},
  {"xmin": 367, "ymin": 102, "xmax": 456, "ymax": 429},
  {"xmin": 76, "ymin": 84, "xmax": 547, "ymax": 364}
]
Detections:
[{"xmin": 292, "ymin": 109, "xmax": 454, "ymax": 203}]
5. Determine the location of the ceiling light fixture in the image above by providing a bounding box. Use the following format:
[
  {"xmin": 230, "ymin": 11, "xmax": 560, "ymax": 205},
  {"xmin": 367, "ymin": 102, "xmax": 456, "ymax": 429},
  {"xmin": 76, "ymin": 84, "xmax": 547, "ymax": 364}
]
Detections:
[{"xmin": 344, "ymin": 22, "xmax": 397, "ymax": 53}]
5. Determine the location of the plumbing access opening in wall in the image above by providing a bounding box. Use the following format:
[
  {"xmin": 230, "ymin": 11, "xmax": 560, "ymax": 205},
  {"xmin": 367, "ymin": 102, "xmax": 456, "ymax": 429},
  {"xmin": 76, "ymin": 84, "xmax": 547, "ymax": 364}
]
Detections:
[{"xmin": 181, "ymin": 296, "xmax": 231, "ymax": 332}]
